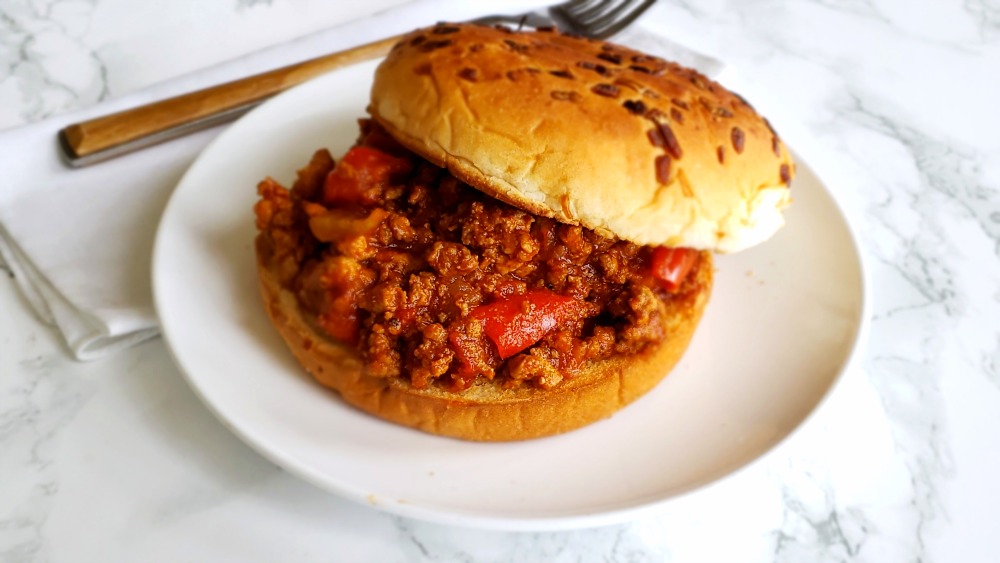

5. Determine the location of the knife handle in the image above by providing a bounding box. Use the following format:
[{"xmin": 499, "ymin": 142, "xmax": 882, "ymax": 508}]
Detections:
[{"xmin": 58, "ymin": 34, "xmax": 403, "ymax": 168}]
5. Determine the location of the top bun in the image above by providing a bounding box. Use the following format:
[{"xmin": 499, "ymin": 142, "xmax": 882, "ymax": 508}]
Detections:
[{"xmin": 370, "ymin": 24, "xmax": 793, "ymax": 253}]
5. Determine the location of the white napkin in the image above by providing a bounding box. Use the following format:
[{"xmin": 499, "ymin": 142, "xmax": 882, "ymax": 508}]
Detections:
[{"xmin": 0, "ymin": 0, "xmax": 724, "ymax": 361}]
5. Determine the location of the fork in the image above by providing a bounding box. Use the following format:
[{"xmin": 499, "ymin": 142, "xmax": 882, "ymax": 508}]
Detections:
[{"xmin": 58, "ymin": 0, "xmax": 656, "ymax": 168}]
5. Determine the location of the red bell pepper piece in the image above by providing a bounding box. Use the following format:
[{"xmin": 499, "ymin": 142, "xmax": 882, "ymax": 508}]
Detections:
[
  {"xmin": 650, "ymin": 247, "xmax": 699, "ymax": 292},
  {"xmin": 317, "ymin": 311, "xmax": 360, "ymax": 346},
  {"xmin": 447, "ymin": 326, "xmax": 495, "ymax": 386},
  {"xmin": 323, "ymin": 146, "xmax": 412, "ymax": 206},
  {"xmin": 469, "ymin": 290, "xmax": 595, "ymax": 359}
]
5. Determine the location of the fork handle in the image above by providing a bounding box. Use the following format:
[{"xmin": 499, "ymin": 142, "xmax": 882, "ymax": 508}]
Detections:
[{"xmin": 58, "ymin": 34, "xmax": 404, "ymax": 167}]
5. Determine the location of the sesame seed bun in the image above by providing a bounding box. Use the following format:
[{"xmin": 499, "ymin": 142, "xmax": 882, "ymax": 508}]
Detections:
[{"xmin": 369, "ymin": 24, "xmax": 793, "ymax": 253}]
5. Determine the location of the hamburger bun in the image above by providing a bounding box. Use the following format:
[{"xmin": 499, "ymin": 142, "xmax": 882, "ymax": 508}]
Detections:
[
  {"xmin": 370, "ymin": 24, "xmax": 794, "ymax": 253},
  {"xmin": 256, "ymin": 236, "xmax": 712, "ymax": 441},
  {"xmin": 254, "ymin": 23, "xmax": 790, "ymax": 441}
]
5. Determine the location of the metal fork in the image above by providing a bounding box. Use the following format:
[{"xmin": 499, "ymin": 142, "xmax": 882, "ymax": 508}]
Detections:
[
  {"xmin": 476, "ymin": 0, "xmax": 655, "ymax": 39},
  {"xmin": 59, "ymin": 0, "xmax": 656, "ymax": 167}
]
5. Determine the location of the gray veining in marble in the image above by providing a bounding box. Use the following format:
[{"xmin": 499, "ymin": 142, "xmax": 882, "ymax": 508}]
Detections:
[
  {"xmin": 1, "ymin": 353, "xmax": 98, "ymax": 561},
  {"xmin": 0, "ymin": 0, "xmax": 109, "ymax": 127}
]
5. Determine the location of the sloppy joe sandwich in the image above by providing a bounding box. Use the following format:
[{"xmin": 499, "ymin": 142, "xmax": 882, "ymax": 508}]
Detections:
[{"xmin": 253, "ymin": 23, "xmax": 794, "ymax": 441}]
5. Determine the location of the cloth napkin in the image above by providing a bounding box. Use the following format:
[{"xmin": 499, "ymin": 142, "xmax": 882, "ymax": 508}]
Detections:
[{"xmin": 0, "ymin": 0, "xmax": 724, "ymax": 361}]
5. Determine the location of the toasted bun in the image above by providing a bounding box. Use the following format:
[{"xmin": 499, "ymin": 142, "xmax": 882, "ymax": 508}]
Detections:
[
  {"xmin": 257, "ymin": 236, "xmax": 712, "ymax": 441},
  {"xmin": 370, "ymin": 24, "xmax": 793, "ymax": 253}
]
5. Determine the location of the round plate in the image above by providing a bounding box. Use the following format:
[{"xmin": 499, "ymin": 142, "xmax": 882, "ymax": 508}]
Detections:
[{"xmin": 153, "ymin": 60, "xmax": 868, "ymax": 530}]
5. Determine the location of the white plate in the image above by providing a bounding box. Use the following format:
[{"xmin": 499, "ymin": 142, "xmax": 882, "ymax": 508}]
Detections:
[{"xmin": 153, "ymin": 60, "xmax": 869, "ymax": 530}]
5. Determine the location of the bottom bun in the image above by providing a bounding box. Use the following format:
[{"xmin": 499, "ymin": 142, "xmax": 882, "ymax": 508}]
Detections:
[{"xmin": 256, "ymin": 236, "xmax": 713, "ymax": 441}]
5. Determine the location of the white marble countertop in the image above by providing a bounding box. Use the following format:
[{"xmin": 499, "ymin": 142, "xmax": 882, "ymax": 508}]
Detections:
[{"xmin": 2, "ymin": 0, "xmax": 999, "ymax": 560}]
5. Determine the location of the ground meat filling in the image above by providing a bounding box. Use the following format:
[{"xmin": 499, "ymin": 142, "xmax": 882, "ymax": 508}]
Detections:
[{"xmin": 255, "ymin": 120, "xmax": 704, "ymax": 392}]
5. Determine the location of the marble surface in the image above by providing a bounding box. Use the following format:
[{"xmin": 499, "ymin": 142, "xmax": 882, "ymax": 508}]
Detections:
[{"xmin": 2, "ymin": 0, "xmax": 999, "ymax": 561}]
